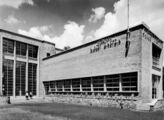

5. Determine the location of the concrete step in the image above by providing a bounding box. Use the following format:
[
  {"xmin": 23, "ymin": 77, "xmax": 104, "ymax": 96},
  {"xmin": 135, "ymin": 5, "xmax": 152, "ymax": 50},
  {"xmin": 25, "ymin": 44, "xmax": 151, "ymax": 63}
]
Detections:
[
  {"xmin": 136, "ymin": 103, "xmax": 150, "ymax": 111},
  {"xmin": 135, "ymin": 99, "xmax": 158, "ymax": 111},
  {"xmin": 9, "ymin": 96, "xmax": 44, "ymax": 104}
]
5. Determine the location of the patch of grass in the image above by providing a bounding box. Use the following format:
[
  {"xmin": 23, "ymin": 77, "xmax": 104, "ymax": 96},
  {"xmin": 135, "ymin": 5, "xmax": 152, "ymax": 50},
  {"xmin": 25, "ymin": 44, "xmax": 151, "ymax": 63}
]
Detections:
[
  {"xmin": 2, "ymin": 103, "xmax": 164, "ymax": 120},
  {"xmin": 0, "ymin": 107, "xmax": 67, "ymax": 120}
]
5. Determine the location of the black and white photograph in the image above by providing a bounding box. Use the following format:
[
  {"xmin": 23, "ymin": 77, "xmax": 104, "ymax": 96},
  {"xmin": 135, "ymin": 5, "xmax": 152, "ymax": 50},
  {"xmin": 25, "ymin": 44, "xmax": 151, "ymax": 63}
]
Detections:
[{"xmin": 0, "ymin": 0, "xmax": 164, "ymax": 120}]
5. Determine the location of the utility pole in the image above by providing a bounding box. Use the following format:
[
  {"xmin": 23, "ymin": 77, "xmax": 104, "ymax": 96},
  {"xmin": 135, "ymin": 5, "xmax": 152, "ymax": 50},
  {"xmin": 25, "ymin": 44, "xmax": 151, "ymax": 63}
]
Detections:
[
  {"xmin": 125, "ymin": 0, "xmax": 130, "ymax": 57},
  {"xmin": 127, "ymin": 0, "xmax": 130, "ymax": 33}
]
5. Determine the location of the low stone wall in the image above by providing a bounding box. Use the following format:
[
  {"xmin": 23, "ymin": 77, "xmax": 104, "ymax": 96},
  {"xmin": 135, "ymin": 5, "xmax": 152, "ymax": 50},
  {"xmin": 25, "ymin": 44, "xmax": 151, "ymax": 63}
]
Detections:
[{"xmin": 45, "ymin": 95, "xmax": 137, "ymax": 110}]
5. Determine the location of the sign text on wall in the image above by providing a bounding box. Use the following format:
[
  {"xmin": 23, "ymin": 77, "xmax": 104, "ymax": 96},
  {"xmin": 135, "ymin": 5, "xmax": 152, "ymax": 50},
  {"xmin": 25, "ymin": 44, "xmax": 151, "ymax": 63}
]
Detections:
[
  {"xmin": 143, "ymin": 32, "xmax": 163, "ymax": 48},
  {"xmin": 90, "ymin": 37, "xmax": 121, "ymax": 53}
]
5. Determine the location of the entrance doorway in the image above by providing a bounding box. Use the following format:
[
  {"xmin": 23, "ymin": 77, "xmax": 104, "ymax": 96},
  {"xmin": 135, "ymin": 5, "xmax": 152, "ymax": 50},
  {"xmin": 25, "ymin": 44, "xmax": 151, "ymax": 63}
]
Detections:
[
  {"xmin": 152, "ymin": 75, "xmax": 160, "ymax": 99},
  {"xmin": 43, "ymin": 82, "xmax": 50, "ymax": 95}
]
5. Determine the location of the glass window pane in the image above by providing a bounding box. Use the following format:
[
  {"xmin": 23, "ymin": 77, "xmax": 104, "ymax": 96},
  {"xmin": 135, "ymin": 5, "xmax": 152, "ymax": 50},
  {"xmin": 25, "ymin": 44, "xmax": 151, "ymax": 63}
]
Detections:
[
  {"xmin": 3, "ymin": 38, "xmax": 14, "ymax": 54},
  {"xmin": 122, "ymin": 72, "xmax": 137, "ymax": 91},
  {"xmin": 16, "ymin": 42, "xmax": 27, "ymax": 56},
  {"xmin": 3, "ymin": 59, "xmax": 14, "ymax": 96},
  {"xmin": 28, "ymin": 45, "xmax": 38, "ymax": 58},
  {"xmin": 16, "ymin": 61, "xmax": 26, "ymax": 96}
]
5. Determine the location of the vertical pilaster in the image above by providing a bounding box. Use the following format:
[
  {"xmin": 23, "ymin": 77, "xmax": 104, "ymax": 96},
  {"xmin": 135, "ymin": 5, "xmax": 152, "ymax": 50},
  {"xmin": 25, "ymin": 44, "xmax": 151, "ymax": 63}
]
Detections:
[
  {"xmin": 13, "ymin": 41, "xmax": 16, "ymax": 97},
  {"xmin": 80, "ymin": 79, "xmax": 82, "ymax": 92},
  {"xmin": 119, "ymin": 74, "xmax": 122, "ymax": 92},
  {"xmin": 25, "ymin": 44, "xmax": 28, "ymax": 92},
  {"xmin": 104, "ymin": 76, "xmax": 107, "ymax": 92},
  {"xmin": 91, "ymin": 77, "xmax": 93, "ymax": 92},
  {"xmin": 70, "ymin": 79, "xmax": 73, "ymax": 92}
]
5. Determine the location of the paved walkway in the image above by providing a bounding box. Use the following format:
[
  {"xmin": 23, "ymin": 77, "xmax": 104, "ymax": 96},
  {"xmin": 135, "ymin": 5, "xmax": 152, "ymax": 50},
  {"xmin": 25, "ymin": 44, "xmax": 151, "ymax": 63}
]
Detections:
[{"xmin": 10, "ymin": 96, "xmax": 46, "ymax": 104}]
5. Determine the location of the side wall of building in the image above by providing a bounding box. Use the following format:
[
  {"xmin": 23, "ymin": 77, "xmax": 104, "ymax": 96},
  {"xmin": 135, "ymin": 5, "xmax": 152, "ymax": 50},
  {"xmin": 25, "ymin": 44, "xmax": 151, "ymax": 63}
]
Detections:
[
  {"xmin": 141, "ymin": 28, "xmax": 163, "ymax": 99},
  {"xmin": 40, "ymin": 29, "xmax": 142, "ymax": 96},
  {"xmin": 140, "ymin": 29, "xmax": 152, "ymax": 99},
  {"xmin": 38, "ymin": 42, "xmax": 56, "ymax": 96}
]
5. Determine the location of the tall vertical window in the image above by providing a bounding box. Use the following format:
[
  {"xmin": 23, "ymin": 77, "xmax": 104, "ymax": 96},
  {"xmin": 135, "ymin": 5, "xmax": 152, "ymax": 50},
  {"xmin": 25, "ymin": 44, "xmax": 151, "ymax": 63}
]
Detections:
[
  {"xmin": 152, "ymin": 43, "xmax": 161, "ymax": 68},
  {"xmin": 16, "ymin": 42, "xmax": 27, "ymax": 56},
  {"xmin": 16, "ymin": 61, "xmax": 26, "ymax": 96},
  {"xmin": 28, "ymin": 63, "xmax": 37, "ymax": 95},
  {"xmin": 43, "ymin": 82, "xmax": 50, "ymax": 95},
  {"xmin": 3, "ymin": 38, "xmax": 14, "ymax": 54},
  {"xmin": 28, "ymin": 45, "xmax": 38, "ymax": 58},
  {"xmin": 152, "ymin": 75, "xmax": 160, "ymax": 99},
  {"xmin": 3, "ymin": 59, "xmax": 14, "ymax": 96}
]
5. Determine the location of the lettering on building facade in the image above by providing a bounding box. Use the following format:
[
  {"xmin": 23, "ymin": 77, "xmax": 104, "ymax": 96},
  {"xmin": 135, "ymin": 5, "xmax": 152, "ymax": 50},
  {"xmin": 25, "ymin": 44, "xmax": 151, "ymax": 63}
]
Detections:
[
  {"xmin": 90, "ymin": 37, "xmax": 121, "ymax": 53},
  {"xmin": 143, "ymin": 31, "xmax": 163, "ymax": 48}
]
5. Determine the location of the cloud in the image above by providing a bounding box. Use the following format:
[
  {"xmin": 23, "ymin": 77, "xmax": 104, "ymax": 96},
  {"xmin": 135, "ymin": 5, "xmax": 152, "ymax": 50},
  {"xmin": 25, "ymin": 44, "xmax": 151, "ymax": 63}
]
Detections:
[
  {"xmin": 88, "ymin": 7, "xmax": 106, "ymax": 23},
  {"xmin": 18, "ymin": 25, "xmax": 51, "ymax": 40},
  {"xmin": 85, "ymin": 0, "xmax": 164, "ymax": 42},
  {"xmin": 0, "ymin": 0, "xmax": 34, "ymax": 8},
  {"xmin": 4, "ymin": 15, "xmax": 20, "ymax": 24},
  {"xmin": 52, "ymin": 21, "xmax": 85, "ymax": 48},
  {"xmin": 18, "ymin": 21, "xmax": 85, "ymax": 48},
  {"xmin": 17, "ymin": 0, "xmax": 164, "ymax": 48}
]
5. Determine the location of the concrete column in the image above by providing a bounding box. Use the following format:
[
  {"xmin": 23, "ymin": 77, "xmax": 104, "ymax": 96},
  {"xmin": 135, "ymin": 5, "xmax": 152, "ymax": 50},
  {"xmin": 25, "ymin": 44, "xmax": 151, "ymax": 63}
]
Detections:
[
  {"xmin": 119, "ymin": 74, "xmax": 122, "ymax": 92},
  {"xmin": 70, "ymin": 79, "xmax": 73, "ymax": 92},
  {"xmin": 80, "ymin": 79, "xmax": 82, "ymax": 92},
  {"xmin": 13, "ymin": 41, "xmax": 16, "ymax": 97},
  {"xmin": 25, "ymin": 44, "xmax": 29, "ymax": 92},
  {"xmin": 104, "ymin": 76, "xmax": 107, "ymax": 92},
  {"xmin": 91, "ymin": 77, "xmax": 93, "ymax": 92}
]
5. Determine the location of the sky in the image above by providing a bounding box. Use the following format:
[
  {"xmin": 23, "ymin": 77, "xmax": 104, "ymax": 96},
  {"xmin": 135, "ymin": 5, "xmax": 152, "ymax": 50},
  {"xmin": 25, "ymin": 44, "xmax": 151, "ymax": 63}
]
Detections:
[{"xmin": 0, "ymin": 0, "xmax": 164, "ymax": 49}]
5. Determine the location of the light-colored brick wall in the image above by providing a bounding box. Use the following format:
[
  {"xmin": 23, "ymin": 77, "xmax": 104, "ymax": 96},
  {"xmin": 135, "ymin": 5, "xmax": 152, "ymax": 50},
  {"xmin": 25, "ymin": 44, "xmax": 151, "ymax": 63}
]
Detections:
[
  {"xmin": 38, "ymin": 43, "xmax": 56, "ymax": 96},
  {"xmin": 140, "ymin": 29, "xmax": 152, "ymax": 99},
  {"xmin": 40, "ymin": 29, "xmax": 142, "ymax": 95}
]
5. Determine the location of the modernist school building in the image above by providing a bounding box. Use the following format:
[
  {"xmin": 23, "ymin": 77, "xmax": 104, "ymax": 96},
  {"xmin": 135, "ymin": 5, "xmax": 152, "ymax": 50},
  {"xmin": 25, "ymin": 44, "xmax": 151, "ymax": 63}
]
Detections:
[
  {"xmin": 41, "ymin": 24, "xmax": 164, "ymax": 100},
  {"xmin": 0, "ymin": 29, "xmax": 61, "ymax": 97},
  {"xmin": 0, "ymin": 23, "xmax": 163, "ymax": 100}
]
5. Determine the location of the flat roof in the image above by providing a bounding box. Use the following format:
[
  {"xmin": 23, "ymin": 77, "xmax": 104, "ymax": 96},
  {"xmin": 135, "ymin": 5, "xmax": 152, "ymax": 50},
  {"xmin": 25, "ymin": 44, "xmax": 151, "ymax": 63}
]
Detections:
[
  {"xmin": 43, "ymin": 23, "xmax": 163, "ymax": 61},
  {"xmin": 0, "ymin": 29, "xmax": 55, "ymax": 46},
  {"xmin": 55, "ymin": 47, "xmax": 64, "ymax": 51}
]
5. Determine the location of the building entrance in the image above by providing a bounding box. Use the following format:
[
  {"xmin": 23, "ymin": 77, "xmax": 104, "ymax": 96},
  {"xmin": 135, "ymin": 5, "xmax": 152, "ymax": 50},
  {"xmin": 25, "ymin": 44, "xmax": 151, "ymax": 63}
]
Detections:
[{"xmin": 152, "ymin": 75, "xmax": 160, "ymax": 99}]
